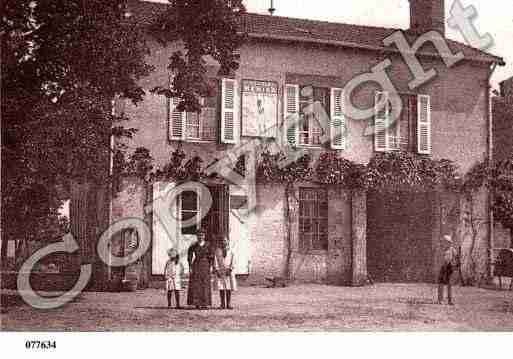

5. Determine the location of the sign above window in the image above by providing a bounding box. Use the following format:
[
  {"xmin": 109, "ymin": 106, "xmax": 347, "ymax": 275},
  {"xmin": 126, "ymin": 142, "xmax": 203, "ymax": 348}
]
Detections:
[{"xmin": 241, "ymin": 80, "xmax": 278, "ymax": 138}]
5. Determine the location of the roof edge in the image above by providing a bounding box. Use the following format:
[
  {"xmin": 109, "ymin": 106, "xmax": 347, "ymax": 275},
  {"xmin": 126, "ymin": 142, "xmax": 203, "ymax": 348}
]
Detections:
[{"xmin": 245, "ymin": 32, "xmax": 505, "ymax": 66}]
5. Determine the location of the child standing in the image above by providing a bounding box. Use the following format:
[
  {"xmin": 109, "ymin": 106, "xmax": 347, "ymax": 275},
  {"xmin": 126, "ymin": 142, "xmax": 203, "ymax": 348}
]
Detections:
[
  {"xmin": 214, "ymin": 237, "xmax": 237, "ymax": 310},
  {"xmin": 165, "ymin": 248, "xmax": 184, "ymax": 309},
  {"xmin": 437, "ymin": 235, "xmax": 458, "ymax": 305}
]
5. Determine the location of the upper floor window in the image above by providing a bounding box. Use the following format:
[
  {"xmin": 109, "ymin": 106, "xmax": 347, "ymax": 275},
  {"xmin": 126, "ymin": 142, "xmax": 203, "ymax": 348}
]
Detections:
[
  {"xmin": 285, "ymin": 84, "xmax": 345, "ymax": 150},
  {"xmin": 299, "ymin": 188, "xmax": 329, "ymax": 252},
  {"xmin": 169, "ymin": 78, "xmax": 239, "ymax": 144},
  {"xmin": 374, "ymin": 92, "xmax": 431, "ymax": 154},
  {"xmin": 298, "ymin": 86, "xmax": 329, "ymax": 146}
]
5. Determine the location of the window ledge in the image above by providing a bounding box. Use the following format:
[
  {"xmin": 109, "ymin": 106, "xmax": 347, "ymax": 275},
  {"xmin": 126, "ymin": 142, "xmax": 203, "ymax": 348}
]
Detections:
[
  {"xmin": 170, "ymin": 139, "xmax": 217, "ymax": 144},
  {"xmin": 296, "ymin": 249, "xmax": 328, "ymax": 255},
  {"xmin": 297, "ymin": 145, "xmax": 324, "ymax": 150}
]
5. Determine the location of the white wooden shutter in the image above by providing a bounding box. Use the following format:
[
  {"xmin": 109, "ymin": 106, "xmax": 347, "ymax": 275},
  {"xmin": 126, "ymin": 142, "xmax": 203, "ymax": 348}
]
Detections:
[
  {"xmin": 221, "ymin": 78, "xmax": 238, "ymax": 144},
  {"xmin": 330, "ymin": 87, "xmax": 345, "ymax": 150},
  {"xmin": 284, "ymin": 84, "xmax": 299, "ymax": 147},
  {"xmin": 152, "ymin": 182, "xmax": 177, "ymax": 275},
  {"xmin": 417, "ymin": 94, "xmax": 431, "ymax": 154},
  {"xmin": 169, "ymin": 97, "xmax": 185, "ymax": 140},
  {"xmin": 374, "ymin": 91, "xmax": 389, "ymax": 152}
]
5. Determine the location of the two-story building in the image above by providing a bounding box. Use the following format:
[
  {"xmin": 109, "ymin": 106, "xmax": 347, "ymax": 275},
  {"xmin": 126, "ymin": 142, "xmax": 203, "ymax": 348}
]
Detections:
[{"xmin": 71, "ymin": 0, "xmax": 504, "ymax": 289}]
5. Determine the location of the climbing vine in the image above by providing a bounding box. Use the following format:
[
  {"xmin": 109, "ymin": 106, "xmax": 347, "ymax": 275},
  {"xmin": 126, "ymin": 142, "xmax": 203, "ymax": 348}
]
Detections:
[
  {"xmin": 151, "ymin": 146, "xmax": 205, "ymax": 183},
  {"xmin": 363, "ymin": 152, "xmax": 458, "ymax": 193}
]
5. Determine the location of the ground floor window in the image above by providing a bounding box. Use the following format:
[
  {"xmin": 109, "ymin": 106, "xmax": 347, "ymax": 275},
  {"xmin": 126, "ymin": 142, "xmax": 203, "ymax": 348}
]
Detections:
[
  {"xmin": 299, "ymin": 188, "xmax": 328, "ymax": 251},
  {"xmin": 178, "ymin": 185, "xmax": 229, "ymax": 237},
  {"xmin": 180, "ymin": 191, "xmax": 199, "ymax": 235}
]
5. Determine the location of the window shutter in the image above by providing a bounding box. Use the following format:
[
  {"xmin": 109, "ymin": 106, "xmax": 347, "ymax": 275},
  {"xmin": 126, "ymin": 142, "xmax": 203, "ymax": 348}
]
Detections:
[
  {"xmin": 152, "ymin": 182, "xmax": 177, "ymax": 275},
  {"xmin": 284, "ymin": 84, "xmax": 299, "ymax": 147},
  {"xmin": 374, "ymin": 91, "xmax": 389, "ymax": 152},
  {"xmin": 417, "ymin": 94, "xmax": 431, "ymax": 154},
  {"xmin": 221, "ymin": 78, "xmax": 238, "ymax": 144},
  {"xmin": 330, "ymin": 87, "xmax": 345, "ymax": 150},
  {"xmin": 169, "ymin": 97, "xmax": 185, "ymax": 140}
]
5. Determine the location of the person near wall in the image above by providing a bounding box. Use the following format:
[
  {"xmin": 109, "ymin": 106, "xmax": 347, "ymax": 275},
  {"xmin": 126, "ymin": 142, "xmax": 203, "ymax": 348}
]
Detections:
[
  {"xmin": 214, "ymin": 236, "xmax": 237, "ymax": 310},
  {"xmin": 437, "ymin": 235, "xmax": 459, "ymax": 305},
  {"xmin": 187, "ymin": 229, "xmax": 214, "ymax": 309},
  {"xmin": 164, "ymin": 248, "xmax": 184, "ymax": 309}
]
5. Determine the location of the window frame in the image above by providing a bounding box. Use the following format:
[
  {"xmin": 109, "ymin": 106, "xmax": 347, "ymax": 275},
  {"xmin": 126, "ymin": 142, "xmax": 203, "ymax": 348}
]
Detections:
[
  {"xmin": 298, "ymin": 187, "xmax": 329, "ymax": 252},
  {"xmin": 178, "ymin": 190, "xmax": 200, "ymax": 235},
  {"xmin": 169, "ymin": 82, "xmax": 219, "ymax": 144},
  {"xmin": 375, "ymin": 92, "xmax": 421, "ymax": 153},
  {"xmin": 297, "ymin": 85, "xmax": 330, "ymax": 147}
]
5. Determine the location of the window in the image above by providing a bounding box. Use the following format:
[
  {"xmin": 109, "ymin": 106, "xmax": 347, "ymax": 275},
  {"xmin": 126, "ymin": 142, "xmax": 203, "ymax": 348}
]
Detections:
[
  {"xmin": 388, "ymin": 94, "xmax": 417, "ymax": 151},
  {"xmin": 180, "ymin": 191, "xmax": 198, "ymax": 235},
  {"xmin": 298, "ymin": 86, "xmax": 329, "ymax": 146},
  {"xmin": 169, "ymin": 81, "xmax": 218, "ymax": 142},
  {"xmin": 299, "ymin": 188, "xmax": 329, "ymax": 251},
  {"xmin": 185, "ymin": 97, "xmax": 217, "ymax": 141},
  {"xmin": 284, "ymin": 84, "xmax": 345, "ymax": 150},
  {"xmin": 374, "ymin": 92, "xmax": 431, "ymax": 154}
]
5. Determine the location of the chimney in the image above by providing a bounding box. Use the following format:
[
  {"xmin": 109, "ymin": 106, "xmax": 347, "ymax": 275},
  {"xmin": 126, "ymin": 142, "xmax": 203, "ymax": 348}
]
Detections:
[{"xmin": 409, "ymin": 0, "xmax": 445, "ymax": 37}]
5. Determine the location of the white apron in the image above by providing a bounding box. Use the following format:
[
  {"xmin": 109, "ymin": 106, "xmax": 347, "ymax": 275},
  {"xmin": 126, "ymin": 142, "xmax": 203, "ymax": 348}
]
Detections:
[
  {"xmin": 214, "ymin": 248, "xmax": 237, "ymax": 291},
  {"xmin": 164, "ymin": 260, "xmax": 184, "ymax": 291}
]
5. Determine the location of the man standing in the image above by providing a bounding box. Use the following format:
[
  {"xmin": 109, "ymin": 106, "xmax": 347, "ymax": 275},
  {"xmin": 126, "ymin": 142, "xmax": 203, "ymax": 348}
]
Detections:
[{"xmin": 438, "ymin": 235, "xmax": 459, "ymax": 305}]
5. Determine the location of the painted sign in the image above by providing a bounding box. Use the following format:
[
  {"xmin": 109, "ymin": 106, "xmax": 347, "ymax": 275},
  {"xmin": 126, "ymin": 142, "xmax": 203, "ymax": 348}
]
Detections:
[{"xmin": 241, "ymin": 80, "xmax": 278, "ymax": 138}]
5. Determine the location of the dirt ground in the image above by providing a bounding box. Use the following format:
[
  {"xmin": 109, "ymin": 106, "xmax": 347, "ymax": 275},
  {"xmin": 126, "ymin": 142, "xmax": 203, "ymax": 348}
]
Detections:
[{"xmin": 2, "ymin": 282, "xmax": 513, "ymax": 331}]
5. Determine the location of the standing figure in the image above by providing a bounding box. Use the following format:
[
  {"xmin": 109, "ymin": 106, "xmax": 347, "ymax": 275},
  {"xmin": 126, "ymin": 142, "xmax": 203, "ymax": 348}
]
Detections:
[
  {"xmin": 437, "ymin": 235, "xmax": 458, "ymax": 305},
  {"xmin": 164, "ymin": 248, "xmax": 184, "ymax": 309},
  {"xmin": 187, "ymin": 230, "xmax": 214, "ymax": 309},
  {"xmin": 214, "ymin": 237, "xmax": 237, "ymax": 310}
]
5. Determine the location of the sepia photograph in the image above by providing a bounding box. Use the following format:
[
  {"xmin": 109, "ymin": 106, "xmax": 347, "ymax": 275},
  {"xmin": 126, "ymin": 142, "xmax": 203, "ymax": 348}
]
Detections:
[{"xmin": 1, "ymin": 0, "xmax": 513, "ymax": 356}]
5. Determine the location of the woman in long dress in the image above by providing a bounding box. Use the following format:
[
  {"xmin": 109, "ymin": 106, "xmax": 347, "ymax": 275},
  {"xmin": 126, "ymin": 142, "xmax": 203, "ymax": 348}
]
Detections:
[
  {"xmin": 214, "ymin": 237, "xmax": 237, "ymax": 309},
  {"xmin": 187, "ymin": 230, "xmax": 214, "ymax": 309}
]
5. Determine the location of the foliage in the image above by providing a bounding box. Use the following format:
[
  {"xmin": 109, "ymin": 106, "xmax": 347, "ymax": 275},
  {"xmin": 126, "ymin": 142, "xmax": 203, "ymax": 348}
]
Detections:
[
  {"xmin": 152, "ymin": 147, "xmax": 205, "ymax": 183},
  {"xmin": 2, "ymin": 0, "xmax": 246, "ymax": 258},
  {"xmin": 256, "ymin": 151, "xmax": 313, "ymax": 185},
  {"xmin": 150, "ymin": 0, "xmax": 247, "ymax": 112},
  {"xmin": 315, "ymin": 152, "xmax": 366, "ymax": 191},
  {"xmin": 364, "ymin": 152, "xmax": 458, "ymax": 193},
  {"xmin": 114, "ymin": 147, "xmax": 155, "ymax": 182},
  {"xmin": 1, "ymin": 0, "xmax": 152, "ymax": 255},
  {"xmin": 490, "ymin": 159, "xmax": 513, "ymax": 234}
]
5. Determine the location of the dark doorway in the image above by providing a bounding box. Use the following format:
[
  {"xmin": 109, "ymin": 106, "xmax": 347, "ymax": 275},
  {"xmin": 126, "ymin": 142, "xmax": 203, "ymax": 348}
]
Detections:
[
  {"xmin": 366, "ymin": 191, "xmax": 434, "ymax": 282},
  {"xmin": 201, "ymin": 184, "xmax": 229, "ymax": 241}
]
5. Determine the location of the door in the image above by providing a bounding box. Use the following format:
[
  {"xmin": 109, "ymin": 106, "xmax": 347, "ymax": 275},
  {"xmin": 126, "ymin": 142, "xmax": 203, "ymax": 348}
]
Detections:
[
  {"xmin": 367, "ymin": 191, "xmax": 434, "ymax": 282},
  {"xmin": 229, "ymin": 188, "xmax": 251, "ymax": 275}
]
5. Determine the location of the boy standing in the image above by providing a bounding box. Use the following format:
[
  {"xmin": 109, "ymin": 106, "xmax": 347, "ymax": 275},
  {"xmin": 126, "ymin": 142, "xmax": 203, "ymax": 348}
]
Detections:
[{"xmin": 438, "ymin": 235, "xmax": 458, "ymax": 305}]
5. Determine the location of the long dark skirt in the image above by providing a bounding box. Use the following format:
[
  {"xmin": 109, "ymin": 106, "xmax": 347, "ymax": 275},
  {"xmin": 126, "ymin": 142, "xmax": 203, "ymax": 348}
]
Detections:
[{"xmin": 187, "ymin": 258, "xmax": 212, "ymax": 307}]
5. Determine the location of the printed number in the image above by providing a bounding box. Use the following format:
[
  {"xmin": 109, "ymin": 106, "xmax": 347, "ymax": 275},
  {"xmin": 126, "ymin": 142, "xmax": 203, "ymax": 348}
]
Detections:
[{"xmin": 25, "ymin": 341, "xmax": 56, "ymax": 349}]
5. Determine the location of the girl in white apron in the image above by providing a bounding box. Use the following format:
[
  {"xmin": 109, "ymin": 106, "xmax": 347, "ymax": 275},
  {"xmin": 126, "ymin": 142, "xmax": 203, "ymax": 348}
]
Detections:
[
  {"xmin": 164, "ymin": 248, "xmax": 184, "ymax": 309},
  {"xmin": 214, "ymin": 238, "xmax": 237, "ymax": 309}
]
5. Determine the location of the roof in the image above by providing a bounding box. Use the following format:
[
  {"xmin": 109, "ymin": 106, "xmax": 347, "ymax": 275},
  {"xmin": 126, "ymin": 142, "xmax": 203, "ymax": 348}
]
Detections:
[{"xmin": 129, "ymin": 0, "xmax": 504, "ymax": 66}]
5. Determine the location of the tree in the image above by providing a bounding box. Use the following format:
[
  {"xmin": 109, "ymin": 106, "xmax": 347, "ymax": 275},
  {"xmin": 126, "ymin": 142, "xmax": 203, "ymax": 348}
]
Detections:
[
  {"xmin": 491, "ymin": 159, "xmax": 513, "ymax": 248},
  {"xmin": 150, "ymin": 0, "xmax": 246, "ymax": 112},
  {"xmin": 1, "ymin": 0, "xmax": 151, "ymax": 265},
  {"xmin": 1, "ymin": 0, "xmax": 247, "ymax": 266}
]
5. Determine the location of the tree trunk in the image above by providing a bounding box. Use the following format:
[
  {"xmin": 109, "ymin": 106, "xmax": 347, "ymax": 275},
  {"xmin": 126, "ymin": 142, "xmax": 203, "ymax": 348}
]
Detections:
[{"xmin": 510, "ymin": 227, "xmax": 513, "ymax": 249}]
